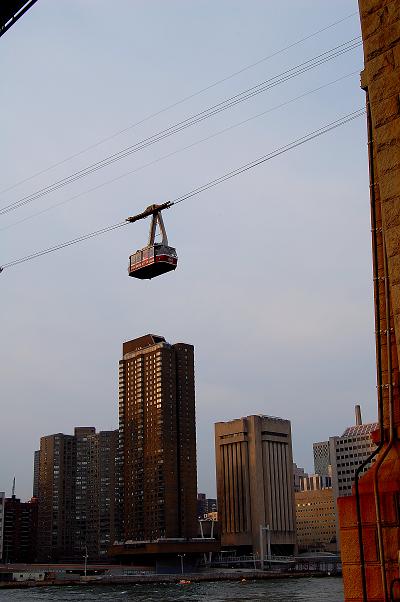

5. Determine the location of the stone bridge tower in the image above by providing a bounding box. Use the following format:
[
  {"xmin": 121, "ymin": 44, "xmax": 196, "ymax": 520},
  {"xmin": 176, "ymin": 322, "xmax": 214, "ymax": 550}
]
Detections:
[{"xmin": 339, "ymin": 1, "xmax": 400, "ymax": 600}]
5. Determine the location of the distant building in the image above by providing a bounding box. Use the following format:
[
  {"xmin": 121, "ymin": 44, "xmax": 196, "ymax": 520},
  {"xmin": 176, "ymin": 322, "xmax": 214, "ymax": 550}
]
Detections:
[
  {"xmin": 2, "ymin": 496, "xmax": 38, "ymax": 563},
  {"xmin": 330, "ymin": 425, "xmax": 378, "ymax": 499},
  {"xmin": 33, "ymin": 450, "xmax": 40, "ymax": 498},
  {"xmin": 215, "ymin": 414, "xmax": 297, "ymax": 557},
  {"xmin": 197, "ymin": 493, "xmax": 208, "ymax": 517},
  {"xmin": 0, "ymin": 492, "xmax": 4, "ymax": 562},
  {"xmin": 329, "ymin": 405, "xmax": 378, "ymax": 548},
  {"xmin": 293, "ymin": 463, "xmax": 308, "ymax": 492},
  {"xmin": 197, "ymin": 493, "xmax": 217, "ymax": 518},
  {"xmin": 300, "ymin": 473, "xmax": 332, "ymax": 491},
  {"xmin": 37, "ymin": 427, "xmax": 118, "ymax": 562},
  {"xmin": 295, "ymin": 488, "xmax": 336, "ymax": 553},
  {"xmin": 74, "ymin": 428, "xmax": 118, "ymax": 560},
  {"xmin": 313, "ymin": 441, "xmax": 331, "ymax": 477},
  {"xmin": 37, "ymin": 432, "xmax": 75, "ymax": 561},
  {"xmin": 118, "ymin": 334, "xmax": 197, "ymax": 542}
]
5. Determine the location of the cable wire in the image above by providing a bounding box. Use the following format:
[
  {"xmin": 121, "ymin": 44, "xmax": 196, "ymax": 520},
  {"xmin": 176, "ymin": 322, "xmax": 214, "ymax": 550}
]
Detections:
[
  {"xmin": 0, "ymin": 71, "xmax": 358, "ymax": 233},
  {"xmin": 0, "ymin": 37, "xmax": 361, "ymax": 217},
  {"xmin": 0, "ymin": 11, "xmax": 358, "ymax": 196},
  {"xmin": 0, "ymin": 108, "xmax": 365, "ymax": 271}
]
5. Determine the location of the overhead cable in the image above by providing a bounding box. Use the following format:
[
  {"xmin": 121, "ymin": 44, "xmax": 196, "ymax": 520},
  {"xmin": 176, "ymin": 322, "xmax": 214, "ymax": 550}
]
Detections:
[
  {"xmin": 0, "ymin": 37, "xmax": 361, "ymax": 217},
  {"xmin": 0, "ymin": 11, "xmax": 357, "ymax": 196},
  {"xmin": 0, "ymin": 108, "xmax": 365, "ymax": 271},
  {"xmin": 0, "ymin": 71, "xmax": 359, "ymax": 233}
]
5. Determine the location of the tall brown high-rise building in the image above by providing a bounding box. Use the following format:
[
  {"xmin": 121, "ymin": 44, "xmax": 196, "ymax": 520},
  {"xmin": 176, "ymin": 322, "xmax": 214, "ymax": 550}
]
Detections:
[
  {"xmin": 215, "ymin": 415, "xmax": 297, "ymax": 557},
  {"xmin": 37, "ymin": 433, "xmax": 76, "ymax": 561},
  {"xmin": 37, "ymin": 428, "xmax": 118, "ymax": 562},
  {"xmin": 119, "ymin": 334, "xmax": 197, "ymax": 542}
]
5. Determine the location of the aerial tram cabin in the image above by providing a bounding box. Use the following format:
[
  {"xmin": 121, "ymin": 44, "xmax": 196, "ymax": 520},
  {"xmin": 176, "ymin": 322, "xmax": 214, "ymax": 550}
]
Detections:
[{"xmin": 127, "ymin": 203, "xmax": 177, "ymax": 280}]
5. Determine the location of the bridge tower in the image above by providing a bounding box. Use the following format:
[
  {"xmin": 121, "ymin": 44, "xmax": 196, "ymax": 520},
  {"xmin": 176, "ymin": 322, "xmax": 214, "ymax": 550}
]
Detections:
[{"xmin": 339, "ymin": 1, "xmax": 400, "ymax": 600}]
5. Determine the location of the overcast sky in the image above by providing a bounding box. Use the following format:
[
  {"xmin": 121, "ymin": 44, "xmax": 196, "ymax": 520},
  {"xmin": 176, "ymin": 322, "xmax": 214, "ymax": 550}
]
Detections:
[{"xmin": 0, "ymin": 1, "xmax": 374, "ymax": 500}]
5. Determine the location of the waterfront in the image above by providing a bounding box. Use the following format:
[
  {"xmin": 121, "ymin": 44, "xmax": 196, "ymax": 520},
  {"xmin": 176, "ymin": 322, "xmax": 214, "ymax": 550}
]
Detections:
[{"xmin": 0, "ymin": 577, "xmax": 343, "ymax": 601}]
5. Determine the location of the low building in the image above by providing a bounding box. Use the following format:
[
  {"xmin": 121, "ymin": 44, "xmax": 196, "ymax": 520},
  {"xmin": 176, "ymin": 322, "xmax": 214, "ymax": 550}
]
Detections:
[
  {"xmin": 295, "ymin": 487, "xmax": 336, "ymax": 553},
  {"xmin": 293, "ymin": 464, "xmax": 308, "ymax": 492},
  {"xmin": 2, "ymin": 496, "xmax": 38, "ymax": 563},
  {"xmin": 300, "ymin": 474, "xmax": 332, "ymax": 491}
]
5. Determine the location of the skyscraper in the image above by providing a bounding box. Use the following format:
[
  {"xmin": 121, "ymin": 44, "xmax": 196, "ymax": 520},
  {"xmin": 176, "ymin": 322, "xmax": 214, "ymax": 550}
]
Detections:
[
  {"xmin": 118, "ymin": 334, "xmax": 197, "ymax": 542},
  {"xmin": 37, "ymin": 428, "xmax": 118, "ymax": 561},
  {"xmin": 37, "ymin": 433, "xmax": 76, "ymax": 561},
  {"xmin": 215, "ymin": 414, "xmax": 297, "ymax": 557},
  {"xmin": 74, "ymin": 428, "xmax": 118, "ymax": 559}
]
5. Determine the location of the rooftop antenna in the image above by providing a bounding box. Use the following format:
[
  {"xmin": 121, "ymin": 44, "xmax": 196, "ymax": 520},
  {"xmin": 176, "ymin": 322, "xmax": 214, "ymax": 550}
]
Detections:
[{"xmin": 12, "ymin": 476, "xmax": 15, "ymax": 498}]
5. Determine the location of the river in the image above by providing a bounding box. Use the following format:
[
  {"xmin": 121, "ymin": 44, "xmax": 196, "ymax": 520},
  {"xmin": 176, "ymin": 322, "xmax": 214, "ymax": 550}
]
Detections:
[{"xmin": 0, "ymin": 576, "xmax": 344, "ymax": 601}]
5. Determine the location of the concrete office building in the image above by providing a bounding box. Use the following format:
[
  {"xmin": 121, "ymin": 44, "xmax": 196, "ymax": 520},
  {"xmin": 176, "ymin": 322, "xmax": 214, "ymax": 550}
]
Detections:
[
  {"xmin": 118, "ymin": 334, "xmax": 197, "ymax": 542},
  {"xmin": 0, "ymin": 493, "xmax": 4, "ymax": 562},
  {"xmin": 37, "ymin": 428, "xmax": 118, "ymax": 562},
  {"xmin": 295, "ymin": 487, "xmax": 336, "ymax": 553},
  {"xmin": 215, "ymin": 414, "xmax": 296, "ymax": 557}
]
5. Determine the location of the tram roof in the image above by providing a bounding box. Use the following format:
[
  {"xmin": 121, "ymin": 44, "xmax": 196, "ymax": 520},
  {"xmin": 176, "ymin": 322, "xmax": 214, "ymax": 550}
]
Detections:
[{"xmin": 0, "ymin": 1, "xmax": 38, "ymax": 38}]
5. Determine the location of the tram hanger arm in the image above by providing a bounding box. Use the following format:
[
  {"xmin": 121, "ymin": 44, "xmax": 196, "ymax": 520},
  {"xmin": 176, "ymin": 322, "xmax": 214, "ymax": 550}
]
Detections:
[{"xmin": 125, "ymin": 201, "xmax": 174, "ymax": 223}]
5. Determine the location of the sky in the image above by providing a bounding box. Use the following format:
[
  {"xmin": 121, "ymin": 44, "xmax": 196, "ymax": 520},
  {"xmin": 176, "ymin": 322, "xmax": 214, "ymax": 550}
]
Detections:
[{"xmin": 0, "ymin": 1, "xmax": 375, "ymax": 500}]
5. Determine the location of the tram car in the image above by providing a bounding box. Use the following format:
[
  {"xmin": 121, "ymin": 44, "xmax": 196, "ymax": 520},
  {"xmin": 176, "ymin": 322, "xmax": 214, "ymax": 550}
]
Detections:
[{"xmin": 127, "ymin": 203, "xmax": 177, "ymax": 279}]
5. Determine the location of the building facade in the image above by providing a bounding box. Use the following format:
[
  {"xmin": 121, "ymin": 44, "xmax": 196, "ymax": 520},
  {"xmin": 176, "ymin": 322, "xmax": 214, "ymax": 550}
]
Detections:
[
  {"xmin": 215, "ymin": 414, "xmax": 296, "ymax": 557},
  {"xmin": 37, "ymin": 428, "xmax": 118, "ymax": 561},
  {"xmin": 119, "ymin": 334, "xmax": 197, "ymax": 542},
  {"xmin": 295, "ymin": 487, "xmax": 336, "ymax": 553}
]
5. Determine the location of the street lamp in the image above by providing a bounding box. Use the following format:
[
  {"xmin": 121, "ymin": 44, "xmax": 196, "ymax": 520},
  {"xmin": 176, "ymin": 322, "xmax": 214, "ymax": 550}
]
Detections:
[
  {"xmin": 83, "ymin": 546, "xmax": 88, "ymax": 579},
  {"xmin": 178, "ymin": 553, "xmax": 186, "ymax": 575},
  {"xmin": 259, "ymin": 524, "xmax": 271, "ymax": 571}
]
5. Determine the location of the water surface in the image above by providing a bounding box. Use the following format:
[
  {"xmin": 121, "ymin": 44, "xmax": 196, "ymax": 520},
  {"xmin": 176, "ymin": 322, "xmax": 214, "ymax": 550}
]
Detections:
[{"xmin": 0, "ymin": 577, "xmax": 344, "ymax": 601}]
